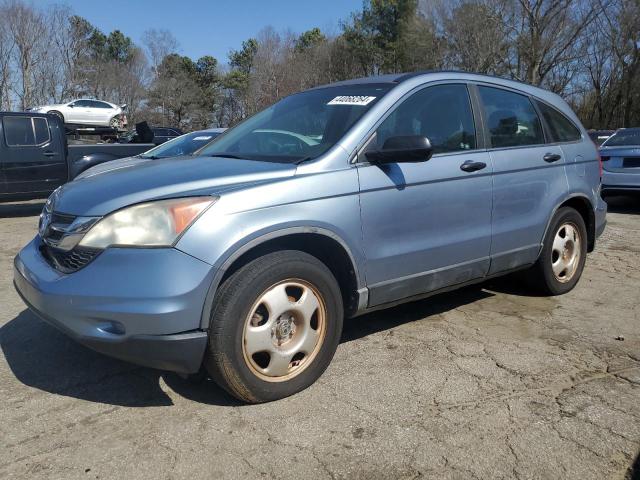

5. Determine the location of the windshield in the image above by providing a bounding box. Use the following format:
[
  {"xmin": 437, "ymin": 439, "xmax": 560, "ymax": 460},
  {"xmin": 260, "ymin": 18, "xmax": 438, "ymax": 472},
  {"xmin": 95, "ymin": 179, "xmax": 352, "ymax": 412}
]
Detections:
[
  {"xmin": 602, "ymin": 129, "xmax": 640, "ymax": 147},
  {"xmin": 198, "ymin": 84, "xmax": 393, "ymax": 162},
  {"xmin": 139, "ymin": 131, "xmax": 222, "ymax": 159}
]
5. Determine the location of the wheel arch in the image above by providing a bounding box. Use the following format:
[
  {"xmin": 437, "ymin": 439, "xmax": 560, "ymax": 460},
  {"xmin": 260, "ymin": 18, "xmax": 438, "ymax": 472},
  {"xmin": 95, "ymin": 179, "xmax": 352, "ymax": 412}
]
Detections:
[
  {"xmin": 542, "ymin": 194, "xmax": 596, "ymax": 253},
  {"xmin": 47, "ymin": 110, "xmax": 64, "ymax": 122},
  {"xmin": 199, "ymin": 227, "xmax": 364, "ymax": 329}
]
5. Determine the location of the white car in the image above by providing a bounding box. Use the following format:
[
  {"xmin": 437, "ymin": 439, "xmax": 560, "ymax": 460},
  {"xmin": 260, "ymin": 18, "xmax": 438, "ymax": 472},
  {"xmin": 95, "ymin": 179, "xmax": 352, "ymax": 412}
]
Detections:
[{"xmin": 28, "ymin": 99, "xmax": 126, "ymax": 128}]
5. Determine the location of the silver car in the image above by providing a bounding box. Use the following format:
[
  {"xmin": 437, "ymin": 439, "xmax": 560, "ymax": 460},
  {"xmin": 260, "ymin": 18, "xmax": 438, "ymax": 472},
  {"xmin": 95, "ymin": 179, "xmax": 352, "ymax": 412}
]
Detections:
[
  {"xmin": 14, "ymin": 72, "xmax": 606, "ymax": 403},
  {"xmin": 601, "ymin": 128, "xmax": 640, "ymax": 197}
]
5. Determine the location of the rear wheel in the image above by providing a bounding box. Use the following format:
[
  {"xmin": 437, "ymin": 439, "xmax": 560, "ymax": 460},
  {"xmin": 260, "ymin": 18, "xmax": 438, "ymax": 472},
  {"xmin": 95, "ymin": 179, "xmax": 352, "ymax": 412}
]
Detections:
[
  {"xmin": 527, "ymin": 207, "xmax": 587, "ymax": 295},
  {"xmin": 204, "ymin": 250, "xmax": 343, "ymax": 403}
]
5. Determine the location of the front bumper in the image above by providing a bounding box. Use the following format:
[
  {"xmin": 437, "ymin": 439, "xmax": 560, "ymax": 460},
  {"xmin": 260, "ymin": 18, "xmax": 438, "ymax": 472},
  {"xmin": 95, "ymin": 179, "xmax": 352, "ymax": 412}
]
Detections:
[{"xmin": 13, "ymin": 237, "xmax": 214, "ymax": 374}]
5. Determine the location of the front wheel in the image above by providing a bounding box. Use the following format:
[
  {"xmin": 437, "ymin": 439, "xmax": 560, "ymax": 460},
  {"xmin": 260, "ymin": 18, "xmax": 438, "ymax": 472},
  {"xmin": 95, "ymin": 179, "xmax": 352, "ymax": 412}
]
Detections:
[
  {"xmin": 204, "ymin": 250, "xmax": 344, "ymax": 403},
  {"xmin": 109, "ymin": 116, "xmax": 120, "ymax": 128},
  {"xmin": 48, "ymin": 110, "xmax": 64, "ymax": 124},
  {"xmin": 527, "ymin": 207, "xmax": 587, "ymax": 295}
]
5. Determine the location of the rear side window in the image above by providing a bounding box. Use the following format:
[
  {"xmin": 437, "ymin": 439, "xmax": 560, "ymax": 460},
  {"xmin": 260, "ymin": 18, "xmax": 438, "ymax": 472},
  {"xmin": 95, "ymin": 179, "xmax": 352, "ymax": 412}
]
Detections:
[
  {"xmin": 479, "ymin": 86, "xmax": 544, "ymax": 148},
  {"xmin": 376, "ymin": 84, "xmax": 477, "ymax": 154},
  {"xmin": 3, "ymin": 117, "xmax": 36, "ymax": 146},
  {"xmin": 33, "ymin": 117, "xmax": 50, "ymax": 144},
  {"xmin": 91, "ymin": 101, "xmax": 111, "ymax": 109},
  {"xmin": 536, "ymin": 101, "xmax": 581, "ymax": 142}
]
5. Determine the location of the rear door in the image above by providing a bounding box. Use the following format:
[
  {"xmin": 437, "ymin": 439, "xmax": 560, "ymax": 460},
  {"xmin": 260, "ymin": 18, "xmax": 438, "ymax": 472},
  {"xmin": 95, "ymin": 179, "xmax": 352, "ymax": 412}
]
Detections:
[
  {"xmin": 475, "ymin": 85, "xmax": 567, "ymax": 274},
  {"xmin": 358, "ymin": 83, "xmax": 493, "ymax": 306},
  {"xmin": 535, "ymin": 100, "xmax": 599, "ymax": 198},
  {"xmin": 0, "ymin": 115, "xmax": 67, "ymax": 195},
  {"xmin": 92, "ymin": 101, "xmax": 114, "ymax": 125}
]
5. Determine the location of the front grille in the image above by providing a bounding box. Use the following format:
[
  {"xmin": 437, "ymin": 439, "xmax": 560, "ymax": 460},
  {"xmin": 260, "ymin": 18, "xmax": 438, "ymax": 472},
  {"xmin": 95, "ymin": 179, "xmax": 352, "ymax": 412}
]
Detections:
[
  {"xmin": 623, "ymin": 158, "xmax": 640, "ymax": 168},
  {"xmin": 40, "ymin": 243, "xmax": 101, "ymax": 273},
  {"xmin": 46, "ymin": 212, "xmax": 75, "ymax": 242},
  {"xmin": 38, "ymin": 209, "xmax": 101, "ymax": 273}
]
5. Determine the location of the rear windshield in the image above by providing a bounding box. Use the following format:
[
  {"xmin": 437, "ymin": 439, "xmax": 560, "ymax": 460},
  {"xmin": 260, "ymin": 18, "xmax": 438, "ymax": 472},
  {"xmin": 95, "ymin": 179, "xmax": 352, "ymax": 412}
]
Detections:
[
  {"xmin": 602, "ymin": 129, "xmax": 640, "ymax": 147},
  {"xmin": 198, "ymin": 84, "xmax": 393, "ymax": 163}
]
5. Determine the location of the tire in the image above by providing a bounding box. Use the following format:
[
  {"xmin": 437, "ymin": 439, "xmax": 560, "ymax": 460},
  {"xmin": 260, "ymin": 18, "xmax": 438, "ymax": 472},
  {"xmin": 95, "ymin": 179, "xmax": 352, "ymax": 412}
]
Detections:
[
  {"xmin": 204, "ymin": 250, "xmax": 344, "ymax": 403},
  {"xmin": 109, "ymin": 116, "xmax": 120, "ymax": 129},
  {"xmin": 527, "ymin": 207, "xmax": 588, "ymax": 295},
  {"xmin": 48, "ymin": 110, "xmax": 64, "ymax": 124}
]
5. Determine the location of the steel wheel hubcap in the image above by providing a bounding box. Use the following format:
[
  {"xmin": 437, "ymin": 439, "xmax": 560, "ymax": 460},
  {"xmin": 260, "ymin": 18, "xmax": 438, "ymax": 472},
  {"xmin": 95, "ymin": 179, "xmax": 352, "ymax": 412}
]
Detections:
[
  {"xmin": 242, "ymin": 279, "xmax": 327, "ymax": 382},
  {"xmin": 551, "ymin": 222, "xmax": 581, "ymax": 283}
]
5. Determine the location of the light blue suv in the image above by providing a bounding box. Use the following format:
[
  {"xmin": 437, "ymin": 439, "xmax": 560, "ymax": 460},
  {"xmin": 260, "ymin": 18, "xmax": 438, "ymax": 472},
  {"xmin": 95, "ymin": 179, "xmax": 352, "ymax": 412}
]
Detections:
[{"xmin": 14, "ymin": 72, "xmax": 607, "ymax": 403}]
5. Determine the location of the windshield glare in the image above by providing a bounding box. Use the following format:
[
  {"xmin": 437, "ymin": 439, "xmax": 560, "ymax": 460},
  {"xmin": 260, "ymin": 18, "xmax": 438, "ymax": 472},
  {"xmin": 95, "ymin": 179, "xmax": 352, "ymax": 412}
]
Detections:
[
  {"xmin": 602, "ymin": 129, "xmax": 640, "ymax": 147},
  {"xmin": 198, "ymin": 84, "xmax": 393, "ymax": 162},
  {"xmin": 140, "ymin": 131, "xmax": 221, "ymax": 159}
]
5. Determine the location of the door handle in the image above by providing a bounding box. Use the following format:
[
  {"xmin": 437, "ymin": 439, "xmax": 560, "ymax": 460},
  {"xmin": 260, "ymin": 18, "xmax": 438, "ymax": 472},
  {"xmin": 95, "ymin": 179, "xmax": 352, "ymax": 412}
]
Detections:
[
  {"xmin": 460, "ymin": 160, "xmax": 487, "ymax": 172},
  {"xmin": 43, "ymin": 151, "xmax": 57, "ymax": 157},
  {"xmin": 543, "ymin": 153, "xmax": 562, "ymax": 163}
]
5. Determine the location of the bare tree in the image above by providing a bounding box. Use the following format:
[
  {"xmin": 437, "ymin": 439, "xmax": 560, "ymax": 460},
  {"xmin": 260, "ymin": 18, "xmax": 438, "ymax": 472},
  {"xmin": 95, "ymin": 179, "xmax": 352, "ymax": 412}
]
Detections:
[
  {"xmin": 0, "ymin": 4, "xmax": 15, "ymax": 110},
  {"xmin": 506, "ymin": 0, "xmax": 602, "ymax": 89},
  {"xmin": 436, "ymin": 0, "xmax": 511, "ymax": 74},
  {"xmin": 142, "ymin": 28, "xmax": 179, "ymax": 77},
  {"xmin": 4, "ymin": 0, "xmax": 47, "ymax": 109}
]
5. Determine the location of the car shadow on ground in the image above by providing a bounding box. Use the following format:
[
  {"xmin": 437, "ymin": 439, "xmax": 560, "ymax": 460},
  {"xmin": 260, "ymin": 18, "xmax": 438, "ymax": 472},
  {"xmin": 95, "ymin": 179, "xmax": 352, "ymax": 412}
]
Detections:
[
  {"xmin": 0, "ymin": 201, "xmax": 45, "ymax": 218},
  {"xmin": 605, "ymin": 195, "xmax": 640, "ymax": 215},
  {"xmin": 629, "ymin": 450, "xmax": 640, "ymax": 480},
  {"xmin": 1, "ymin": 285, "xmax": 494, "ymax": 408}
]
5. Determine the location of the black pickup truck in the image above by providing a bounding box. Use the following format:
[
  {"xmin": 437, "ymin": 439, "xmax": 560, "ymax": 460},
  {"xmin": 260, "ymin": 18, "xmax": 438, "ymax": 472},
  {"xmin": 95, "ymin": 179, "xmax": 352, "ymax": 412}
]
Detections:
[{"xmin": 0, "ymin": 112, "xmax": 154, "ymax": 201}]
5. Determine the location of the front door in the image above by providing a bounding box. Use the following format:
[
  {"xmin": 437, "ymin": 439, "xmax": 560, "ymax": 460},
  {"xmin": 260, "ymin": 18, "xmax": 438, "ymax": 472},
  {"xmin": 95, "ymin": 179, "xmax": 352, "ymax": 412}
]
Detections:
[
  {"xmin": 357, "ymin": 83, "xmax": 493, "ymax": 307},
  {"xmin": 68, "ymin": 100, "xmax": 93, "ymax": 124},
  {"xmin": 1, "ymin": 115, "xmax": 67, "ymax": 196}
]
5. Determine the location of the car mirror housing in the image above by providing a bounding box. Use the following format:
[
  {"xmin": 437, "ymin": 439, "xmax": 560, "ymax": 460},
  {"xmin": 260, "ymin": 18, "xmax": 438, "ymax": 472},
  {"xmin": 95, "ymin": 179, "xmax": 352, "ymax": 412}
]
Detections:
[{"xmin": 365, "ymin": 135, "xmax": 433, "ymax": 164}]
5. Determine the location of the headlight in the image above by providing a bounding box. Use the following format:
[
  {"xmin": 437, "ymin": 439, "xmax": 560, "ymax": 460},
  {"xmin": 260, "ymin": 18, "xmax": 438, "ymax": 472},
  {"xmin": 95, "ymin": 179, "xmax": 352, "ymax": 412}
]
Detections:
[{"xmin": 78, "ymin": 197, "xmax": 216, "ymax": 249}]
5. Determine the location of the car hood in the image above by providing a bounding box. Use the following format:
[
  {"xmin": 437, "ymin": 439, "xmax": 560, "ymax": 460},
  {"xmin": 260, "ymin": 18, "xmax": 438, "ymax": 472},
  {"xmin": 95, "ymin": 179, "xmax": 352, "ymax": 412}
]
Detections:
[
  {"xmin": 74, "ymin": 156, "xmax": 151, "ymax": 179},
  {"xmin": 599, "ymin": 146, "xmax": 640, "ymax": 157},
  {"xmin": 53, "ymin": 156, "xmax": 297, "ymax": 216}
]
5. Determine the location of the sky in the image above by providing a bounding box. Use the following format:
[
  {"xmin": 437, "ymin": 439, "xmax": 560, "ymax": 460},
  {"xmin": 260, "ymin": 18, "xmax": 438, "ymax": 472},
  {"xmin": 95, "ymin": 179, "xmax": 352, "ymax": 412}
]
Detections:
[{"xmin": 40, "ymin": 0, "xmax": 363, "ymax": 64}]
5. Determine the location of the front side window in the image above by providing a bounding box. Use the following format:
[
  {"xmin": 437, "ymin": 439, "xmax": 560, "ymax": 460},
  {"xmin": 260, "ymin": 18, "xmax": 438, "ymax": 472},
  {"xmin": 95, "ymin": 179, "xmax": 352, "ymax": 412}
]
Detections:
[
  {"xmin": 198, "ymin": 84, "xmax": 393, "ymax": 163},
  {"xmin": 479, "ymin": 86, "xmax": 544, "ymax": 148},
  {"xmin": 3, "ymin": 117, "xmax": 36, "ymax": 146},
  {"xmin": 536, "ymin": 101, "xmax": 581, "ymax": 142},
  {"xmin": 374, "ymin": 84, "xmax": 476, "ymax": 154},
  {"xmin": 72, "ymin": 100, "xmax": 90, "ymax": 107}
]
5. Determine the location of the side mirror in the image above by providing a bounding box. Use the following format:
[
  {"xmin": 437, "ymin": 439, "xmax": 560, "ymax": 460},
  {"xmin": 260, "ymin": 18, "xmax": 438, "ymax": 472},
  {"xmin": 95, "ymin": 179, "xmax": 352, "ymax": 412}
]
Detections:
[
  {"xmin": 365, "ymin": 135, "xmax": 433, "ymax": 164},
  {"xmin": 68, "ymin": 103, "xmax": 74, "ymax": 108}
]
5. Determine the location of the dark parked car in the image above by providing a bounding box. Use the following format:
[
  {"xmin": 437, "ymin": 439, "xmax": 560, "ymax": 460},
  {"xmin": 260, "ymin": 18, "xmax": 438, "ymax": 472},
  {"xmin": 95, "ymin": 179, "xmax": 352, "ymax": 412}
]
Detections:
[
  {"xmin": 151, "ymin": 127, "xmax": 183, "ymax": 145},
  {"xmin": 0, "ymin": 112, "xmax": 154, "ymax": 201}
]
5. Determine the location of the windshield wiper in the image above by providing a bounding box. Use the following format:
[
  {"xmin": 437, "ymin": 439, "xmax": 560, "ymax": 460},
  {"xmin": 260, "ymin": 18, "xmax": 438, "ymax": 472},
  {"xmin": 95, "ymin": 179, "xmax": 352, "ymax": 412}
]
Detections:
[{"xmin": 206, "ymin": 152, "xmax": 245, "ymax": 159}]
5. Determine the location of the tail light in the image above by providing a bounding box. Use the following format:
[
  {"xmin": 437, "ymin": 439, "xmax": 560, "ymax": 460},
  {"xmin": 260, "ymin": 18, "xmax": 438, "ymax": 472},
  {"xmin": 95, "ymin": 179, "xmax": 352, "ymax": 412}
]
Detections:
[{"xmin": 597, "ymin": 150, "xmax": 603, "ymax": 179}]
